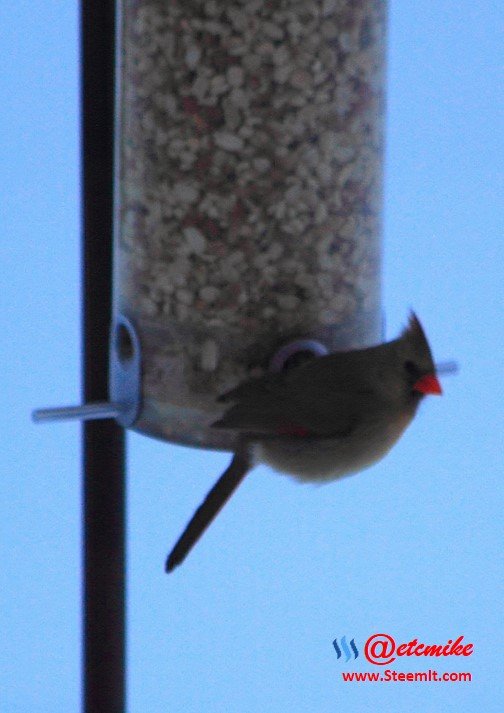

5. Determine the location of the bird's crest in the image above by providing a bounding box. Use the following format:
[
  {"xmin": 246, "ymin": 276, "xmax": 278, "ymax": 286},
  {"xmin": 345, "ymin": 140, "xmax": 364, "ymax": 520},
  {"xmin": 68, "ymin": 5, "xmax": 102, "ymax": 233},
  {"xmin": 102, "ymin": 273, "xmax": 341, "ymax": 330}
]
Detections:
[{"xmin": 400, "ymin": 311, "xmax": 435, "ymax": 366}]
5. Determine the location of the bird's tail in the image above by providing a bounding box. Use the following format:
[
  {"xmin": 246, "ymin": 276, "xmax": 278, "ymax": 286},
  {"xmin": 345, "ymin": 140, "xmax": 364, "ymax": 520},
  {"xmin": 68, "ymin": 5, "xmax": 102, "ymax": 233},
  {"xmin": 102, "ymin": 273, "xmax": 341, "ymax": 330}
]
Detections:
[{"xmin": 165, "ymin": 443, "xmax": 252, "ymax": 572}]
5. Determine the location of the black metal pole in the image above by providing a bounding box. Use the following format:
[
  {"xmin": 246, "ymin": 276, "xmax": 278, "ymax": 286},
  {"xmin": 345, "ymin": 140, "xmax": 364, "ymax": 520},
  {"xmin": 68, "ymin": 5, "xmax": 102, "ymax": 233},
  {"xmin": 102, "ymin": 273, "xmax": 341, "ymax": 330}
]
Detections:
[{"xmin": 81, "ymin": 2, "xmax": 126, "ymax": 713}]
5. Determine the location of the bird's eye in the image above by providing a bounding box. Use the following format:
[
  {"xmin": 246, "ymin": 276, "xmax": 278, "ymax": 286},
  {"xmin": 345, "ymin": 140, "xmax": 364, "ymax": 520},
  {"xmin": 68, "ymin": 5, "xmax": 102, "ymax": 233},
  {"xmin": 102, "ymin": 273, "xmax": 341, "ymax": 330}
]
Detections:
[{"xmin": 404, "ymin": 360, "xmax": 418, "ymax": 377}]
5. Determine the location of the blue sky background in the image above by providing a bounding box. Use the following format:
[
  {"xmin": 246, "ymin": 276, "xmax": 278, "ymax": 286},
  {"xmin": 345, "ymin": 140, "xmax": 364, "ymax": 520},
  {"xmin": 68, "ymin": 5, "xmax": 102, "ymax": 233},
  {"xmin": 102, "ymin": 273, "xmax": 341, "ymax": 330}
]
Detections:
[{"xmin": 1, "ymin": 2, "xmax": 502, "ymax": 711}]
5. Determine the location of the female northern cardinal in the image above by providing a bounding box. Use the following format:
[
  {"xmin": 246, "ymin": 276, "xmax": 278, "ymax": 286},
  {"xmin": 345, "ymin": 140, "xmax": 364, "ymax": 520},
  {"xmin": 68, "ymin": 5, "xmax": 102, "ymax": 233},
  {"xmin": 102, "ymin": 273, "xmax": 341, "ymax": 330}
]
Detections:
[{"xmin": 166, "ymin": 312, "xmax": 443, "ymax": 572}]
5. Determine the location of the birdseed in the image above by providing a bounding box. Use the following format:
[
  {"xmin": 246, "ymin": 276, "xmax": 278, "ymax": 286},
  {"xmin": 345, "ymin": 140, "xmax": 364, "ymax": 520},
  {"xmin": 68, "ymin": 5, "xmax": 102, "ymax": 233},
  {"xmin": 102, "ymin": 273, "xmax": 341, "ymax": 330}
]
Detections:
[{"xmin": 115, "ymin": 0, "xmax": 386, "ymax": 449}]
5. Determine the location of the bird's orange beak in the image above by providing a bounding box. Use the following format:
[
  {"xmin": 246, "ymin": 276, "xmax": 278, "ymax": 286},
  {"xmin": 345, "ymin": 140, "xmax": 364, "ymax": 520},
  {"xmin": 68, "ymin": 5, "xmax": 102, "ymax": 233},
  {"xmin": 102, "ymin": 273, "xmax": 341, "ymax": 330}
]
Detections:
[{"xmin": 413, "ymin": 374, "xmax": 442, "ymax": 395}]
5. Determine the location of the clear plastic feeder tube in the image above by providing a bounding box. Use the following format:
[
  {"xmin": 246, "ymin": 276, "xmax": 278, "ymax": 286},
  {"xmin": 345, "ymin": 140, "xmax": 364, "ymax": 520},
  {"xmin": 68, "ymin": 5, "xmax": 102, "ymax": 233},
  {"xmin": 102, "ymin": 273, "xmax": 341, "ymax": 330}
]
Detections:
[{"xmin": 114, "ymin": 0, "xmax": 387, "ymax": 449}]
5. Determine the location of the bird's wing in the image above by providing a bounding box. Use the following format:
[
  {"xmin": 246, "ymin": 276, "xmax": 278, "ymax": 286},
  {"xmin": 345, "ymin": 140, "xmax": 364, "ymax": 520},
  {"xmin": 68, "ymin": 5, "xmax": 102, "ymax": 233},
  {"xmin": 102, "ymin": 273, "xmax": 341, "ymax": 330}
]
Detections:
[
  {"xmin": 217, "ymin": 372, "xmax": 282, "ymax": 403},
  {"xmin": 213, "ymin": 387, "xmax": 364, "ymax": 438},
  {"xmin": 214, "ymin": 350, "xmax": 384, "ymax": 437}
]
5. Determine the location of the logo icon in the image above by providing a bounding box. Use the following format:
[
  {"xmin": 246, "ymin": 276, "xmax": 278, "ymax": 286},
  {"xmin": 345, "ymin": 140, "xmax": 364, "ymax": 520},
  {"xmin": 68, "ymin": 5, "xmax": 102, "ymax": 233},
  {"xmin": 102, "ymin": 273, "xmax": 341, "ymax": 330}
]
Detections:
[
  {"xmin": 333, "ymin": 636, "xmax": 359, "ymax": 662},
  {"xmin": 364, "ymin": 633, "xmax": 396, "ymax": 665}
]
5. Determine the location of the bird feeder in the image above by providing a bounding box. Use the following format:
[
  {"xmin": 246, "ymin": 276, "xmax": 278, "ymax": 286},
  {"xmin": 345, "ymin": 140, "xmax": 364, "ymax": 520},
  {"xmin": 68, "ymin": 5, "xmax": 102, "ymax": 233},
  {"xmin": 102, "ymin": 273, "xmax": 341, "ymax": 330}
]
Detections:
[{"xmin": 35, "ymin": 0, "xmax": 387, "ymax": 450}]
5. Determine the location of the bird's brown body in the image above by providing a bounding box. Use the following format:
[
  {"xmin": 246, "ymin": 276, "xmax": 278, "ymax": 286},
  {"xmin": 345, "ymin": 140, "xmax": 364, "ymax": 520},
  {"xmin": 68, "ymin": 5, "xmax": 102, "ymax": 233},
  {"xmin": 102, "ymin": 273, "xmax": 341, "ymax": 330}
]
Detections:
[
  {"xmin": 166, "ymin": 313, "xmax": 442, "ymax": 571},
  {"xmin": 255, "ymin": 406, "xmax": 415, "ymax": 482}
]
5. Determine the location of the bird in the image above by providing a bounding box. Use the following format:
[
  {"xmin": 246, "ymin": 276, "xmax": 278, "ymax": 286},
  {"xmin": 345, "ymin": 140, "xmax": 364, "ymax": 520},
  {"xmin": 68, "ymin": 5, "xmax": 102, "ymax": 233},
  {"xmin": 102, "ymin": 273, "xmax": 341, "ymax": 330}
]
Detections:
[{"xmin": 166, "ymin": 312, "xmax": 443, "ymax": 572}]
